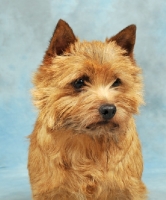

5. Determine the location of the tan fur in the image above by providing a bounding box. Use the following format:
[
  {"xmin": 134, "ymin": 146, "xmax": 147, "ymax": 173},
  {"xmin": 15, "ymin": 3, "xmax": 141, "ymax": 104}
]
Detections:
[{"xmin": 28, "ymin": 19, "xmax": 147, "ymax": 199}]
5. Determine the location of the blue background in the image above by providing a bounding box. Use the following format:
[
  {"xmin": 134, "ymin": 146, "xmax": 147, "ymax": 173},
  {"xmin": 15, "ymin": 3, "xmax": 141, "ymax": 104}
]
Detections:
[{"xmin": 0, "ymin": 0, "xmax": 166, "ymax": 199}]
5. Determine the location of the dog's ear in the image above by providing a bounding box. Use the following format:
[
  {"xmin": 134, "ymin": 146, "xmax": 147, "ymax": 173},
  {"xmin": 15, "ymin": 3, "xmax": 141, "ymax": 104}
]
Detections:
[
  {"xmin": 107, "ymin": 25, "xmax": 136, "ymax": 57},
  {"xmin": 44, "ymin": 19, "xmax": 77, "ymax": 60}
]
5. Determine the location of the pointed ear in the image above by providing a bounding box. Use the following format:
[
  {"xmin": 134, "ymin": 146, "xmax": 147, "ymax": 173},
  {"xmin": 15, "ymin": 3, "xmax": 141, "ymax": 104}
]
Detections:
[
  {"xmin": 44, "ymin": 19, "xmax": 77, "ymax": 60},
  {"xmin": 107, "ymin": 25, "xmax": 136, "ymax": 57}
]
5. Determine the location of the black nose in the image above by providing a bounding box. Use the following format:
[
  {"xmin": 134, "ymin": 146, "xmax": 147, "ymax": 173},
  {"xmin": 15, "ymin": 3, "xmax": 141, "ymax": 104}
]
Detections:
[{"xmin": 99, "ymin": 104, "xmax": 116, "ymax": 120}]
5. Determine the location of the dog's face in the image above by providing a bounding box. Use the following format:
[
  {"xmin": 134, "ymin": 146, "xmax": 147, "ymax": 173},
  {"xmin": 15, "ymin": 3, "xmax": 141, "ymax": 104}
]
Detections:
[{"xmin": 33, "ymin": 20, "xmax": 143, "ymax": 137}]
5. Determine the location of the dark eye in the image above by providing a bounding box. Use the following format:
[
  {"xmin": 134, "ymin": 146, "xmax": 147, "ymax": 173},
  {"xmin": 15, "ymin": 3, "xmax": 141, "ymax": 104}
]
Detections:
[
  {"xmin": 72, "ymin": 76, "xmax": 89, "ymax": 90},
  {"xmin": 112, "ymin": 78, "xmax": 121, "ymax": 87}
]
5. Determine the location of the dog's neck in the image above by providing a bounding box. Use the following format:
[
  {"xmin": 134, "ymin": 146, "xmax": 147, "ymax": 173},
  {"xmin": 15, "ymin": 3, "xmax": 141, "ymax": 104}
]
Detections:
[{"xmin": 32, "ymin": 117, "xmax": 136, "ymax": 170}]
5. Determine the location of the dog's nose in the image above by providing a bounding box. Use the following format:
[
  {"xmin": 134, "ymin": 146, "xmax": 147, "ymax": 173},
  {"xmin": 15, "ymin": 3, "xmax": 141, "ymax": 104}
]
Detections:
[{"xmin": 99, "ymin": 104, "xmax": 116, "ymax": 120}]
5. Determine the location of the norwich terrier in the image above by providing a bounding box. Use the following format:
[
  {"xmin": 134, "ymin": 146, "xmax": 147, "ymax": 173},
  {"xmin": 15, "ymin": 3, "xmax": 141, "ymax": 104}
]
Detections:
[{"xmin": 28, "ymin": 19, "xmax": 147, "ymax": 200}]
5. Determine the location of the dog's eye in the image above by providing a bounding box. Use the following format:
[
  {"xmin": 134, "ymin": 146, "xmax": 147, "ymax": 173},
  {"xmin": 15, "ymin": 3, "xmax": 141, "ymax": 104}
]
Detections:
[
  {"xmin": 112, "ymin": 78, "xmax": 121, "ymax": 87},
  {"xmin": 72, "ymin": 76, "xmax": 89, "ymax": 90}
]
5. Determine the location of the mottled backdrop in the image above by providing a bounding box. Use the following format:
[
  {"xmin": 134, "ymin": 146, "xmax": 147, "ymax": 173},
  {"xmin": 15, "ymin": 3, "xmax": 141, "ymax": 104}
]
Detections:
[{"xmin": 0, "ymin": 0, "xmax": 166, "ymax": 199}]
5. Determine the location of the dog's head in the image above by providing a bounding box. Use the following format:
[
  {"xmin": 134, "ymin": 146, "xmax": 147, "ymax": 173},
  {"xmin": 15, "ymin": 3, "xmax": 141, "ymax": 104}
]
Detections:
[{"xmin": 32, "ymin": 19, "xmax": 144, "ymax": 137}]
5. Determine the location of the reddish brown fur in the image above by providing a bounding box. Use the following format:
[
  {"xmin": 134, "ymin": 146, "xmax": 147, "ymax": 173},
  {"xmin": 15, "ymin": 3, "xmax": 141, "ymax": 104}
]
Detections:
[{"xmin": 28, "ymin": 19, "xmax": 147, "ymax": 199}]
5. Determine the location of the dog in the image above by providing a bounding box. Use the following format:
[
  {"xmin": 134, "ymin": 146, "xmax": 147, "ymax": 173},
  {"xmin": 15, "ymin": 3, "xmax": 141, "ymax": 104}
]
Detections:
[{"xmin": 28, "ymin": 19, "xmax": 147, "ymax": 200}]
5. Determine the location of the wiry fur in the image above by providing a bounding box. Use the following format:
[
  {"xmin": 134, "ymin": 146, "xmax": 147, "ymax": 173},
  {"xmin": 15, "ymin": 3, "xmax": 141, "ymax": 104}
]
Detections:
[{"xmin": 28, "ymin": 19, "xmax": 147, "ymax": 199}]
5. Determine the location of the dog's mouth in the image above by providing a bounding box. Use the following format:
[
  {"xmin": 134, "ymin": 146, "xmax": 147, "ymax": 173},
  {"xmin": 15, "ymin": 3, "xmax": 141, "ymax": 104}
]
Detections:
[
  {"xmin": 86, "ymin": 120, "xmax": 118, "ymax": 130},
  {"xmin": 63, "ymin": 119, "xmax": 119, "ymax": 133}
]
